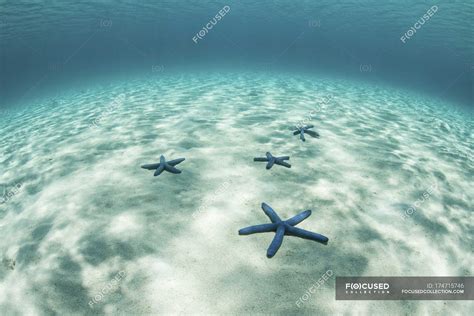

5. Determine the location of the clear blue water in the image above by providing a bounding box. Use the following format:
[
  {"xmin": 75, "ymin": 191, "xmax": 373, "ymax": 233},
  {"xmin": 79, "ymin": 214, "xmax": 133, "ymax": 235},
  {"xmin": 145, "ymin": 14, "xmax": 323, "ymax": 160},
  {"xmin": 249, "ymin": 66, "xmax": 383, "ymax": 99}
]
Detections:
[
  {"xmin": 0, "ymin": 1, "xmax": 472, "ymax": 109},
  {"xmin": 0, "ymin": 1, "xmax": 473, "ymax": 315}
]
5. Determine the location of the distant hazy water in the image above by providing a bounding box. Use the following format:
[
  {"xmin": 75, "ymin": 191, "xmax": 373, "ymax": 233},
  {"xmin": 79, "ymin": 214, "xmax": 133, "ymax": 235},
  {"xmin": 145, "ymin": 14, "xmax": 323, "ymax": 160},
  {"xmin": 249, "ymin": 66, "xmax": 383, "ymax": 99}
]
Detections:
[{"xmin": 0, "ymin": 0, "xmax": 472, "ymax": 108}]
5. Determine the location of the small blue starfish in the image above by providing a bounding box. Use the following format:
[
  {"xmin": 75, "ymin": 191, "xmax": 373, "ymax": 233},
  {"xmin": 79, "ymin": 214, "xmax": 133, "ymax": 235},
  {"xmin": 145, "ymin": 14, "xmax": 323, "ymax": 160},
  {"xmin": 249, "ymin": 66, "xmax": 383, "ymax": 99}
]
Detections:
[
  {"xmin": 293, "ymin": 125, "xmax": 320, "ymax": 142},
  {"xmin": 239, "ymin": 202, "xmax": 328, "ymax": 258},
  {"xmin": 253, "ymin": 152, "xmax": 291, "ymax": 169},
  {"xmin": 141, "ymin": 155, "xmax": 185, "ymax": 176}
]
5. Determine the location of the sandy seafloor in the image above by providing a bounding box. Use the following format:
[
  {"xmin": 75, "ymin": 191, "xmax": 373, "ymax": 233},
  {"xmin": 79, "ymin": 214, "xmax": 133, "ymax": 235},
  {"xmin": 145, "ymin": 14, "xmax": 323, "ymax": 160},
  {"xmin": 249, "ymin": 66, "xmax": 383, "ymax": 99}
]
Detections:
[{"xmin": 0, "ymin": 72, "xmax": 472, "ymax": 315}]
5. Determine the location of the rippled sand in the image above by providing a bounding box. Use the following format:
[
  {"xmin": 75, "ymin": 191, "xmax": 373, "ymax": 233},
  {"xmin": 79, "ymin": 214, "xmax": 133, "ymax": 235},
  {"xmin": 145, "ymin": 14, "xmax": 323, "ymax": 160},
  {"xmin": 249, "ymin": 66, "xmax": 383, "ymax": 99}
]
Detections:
[{"xmin": 0, "ymin": 72, "xmax": 472, "ymax": 315}]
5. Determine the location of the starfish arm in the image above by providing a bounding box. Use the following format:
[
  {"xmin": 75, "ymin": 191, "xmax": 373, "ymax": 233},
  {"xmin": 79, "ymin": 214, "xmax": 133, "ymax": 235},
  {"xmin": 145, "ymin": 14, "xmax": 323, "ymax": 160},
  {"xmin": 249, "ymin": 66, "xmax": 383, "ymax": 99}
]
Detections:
[
  {"xmin": 153, "ymin": 165, "xmax": 165, "ymax": 176},
  {"xmin": 285, "ymin": 210, "xmax": 312, "ymax": 226},
  {"xmin": 141, "ymin": 163, "xmax": 160, "ymax": 170},
  {"xmin": 160, "ymin": 155, "xmax": 166, "ymax": 164},
  {"xmin": 300, "ymin": 131, "xmax": 306, "ymax": 141},
  {"xmin": 286, "ymin": 226, "xmax": 328, "ymax": 244},
  {"xmin": 277, "ymin": 156, "xmax": 290, "ymax": 160},
  {"xmin": 305, "ymin": 130, "xmax": 320, "ymax": 138},
  {"xmin": 261, "ymin": 203, "xmax": 282, "ymax": 223},
  {"xmin": 265, "ymin": 152, "xmax": 273, "ymax": 159},
  {"xmin": 167, "ymin": 158, "xmax": 185, "ymax": 166},
  {"xmin": 254, "ymin": 157, "xmax": 268, "ymax": 162},
  {"xmin": 275, "ymin": 161, "xmax": 291, "ymax": 168},
  {"xmin": 267, "ymin": 225, "xmax": 285, "ymax": 258},
  {"xmin": 266, "ymin": 159, "xmax": 275, "ymax": 169},
  {"xmin": 238, "ymin": 223, "xmax": 277, "ymax": 235},
  {"xmin": 165, "ymin": 164, "xmax": 182, "ymax": 174},
  {"xmin": 293, "ymin": 130, "xmax": 300, "ymax": 135}
]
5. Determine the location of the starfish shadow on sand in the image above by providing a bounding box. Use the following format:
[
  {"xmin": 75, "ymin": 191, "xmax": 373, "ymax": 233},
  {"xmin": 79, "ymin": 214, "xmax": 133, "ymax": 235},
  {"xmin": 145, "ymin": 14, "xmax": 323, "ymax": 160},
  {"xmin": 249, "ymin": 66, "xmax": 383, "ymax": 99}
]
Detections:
[
  {"xmin": 253, "ymin": 152, "xmax": 291, "ymax": 169},
  {"xmin": 239, "ymin": 202, "xmax": 328, "ymax": 258},
  {"xmin": 293, "ymin": 125, "xmax": 320, "ymax": 142},
  {"xmin": 141, "ymin": 155, "xmax": 185, "ymax": 176}
]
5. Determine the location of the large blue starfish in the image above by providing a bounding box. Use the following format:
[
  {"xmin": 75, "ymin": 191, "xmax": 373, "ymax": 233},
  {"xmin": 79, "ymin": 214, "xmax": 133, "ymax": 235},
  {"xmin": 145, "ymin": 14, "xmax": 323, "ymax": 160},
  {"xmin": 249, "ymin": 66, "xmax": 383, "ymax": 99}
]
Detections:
[
  {"xmin": 141, "ymin": 155, "xmax": 185, "ymax": 176},
  {"xmin": 239, "ymin": 202, "xmax": 328, "ymax": 258},
  {"xmin": 253, "ymin": 152, "xmax": 291, "ymax": 169},
  {"xmin": 293, "ymin": 125, "xmax": 320, "ymax": 142}
]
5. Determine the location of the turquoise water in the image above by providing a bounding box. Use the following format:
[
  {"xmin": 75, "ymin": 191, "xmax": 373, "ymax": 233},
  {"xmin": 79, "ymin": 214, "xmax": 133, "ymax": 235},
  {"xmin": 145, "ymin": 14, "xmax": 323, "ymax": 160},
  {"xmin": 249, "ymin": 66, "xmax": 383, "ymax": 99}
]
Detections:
[
  {"xmin": 0, "ymin": 1, "xmax": 473, "ymax": 315},
  {"xmin": 0, "ymin": 1, "xmax": 472, "ymax": 108}
]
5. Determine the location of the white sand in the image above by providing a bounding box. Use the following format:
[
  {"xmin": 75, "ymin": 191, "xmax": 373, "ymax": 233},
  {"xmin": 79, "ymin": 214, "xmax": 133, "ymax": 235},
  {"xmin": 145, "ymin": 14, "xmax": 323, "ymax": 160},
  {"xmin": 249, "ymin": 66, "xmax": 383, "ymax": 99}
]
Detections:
[{"xmin": 0, "ymin": 72, "xmax": 472, "ymax": 315}]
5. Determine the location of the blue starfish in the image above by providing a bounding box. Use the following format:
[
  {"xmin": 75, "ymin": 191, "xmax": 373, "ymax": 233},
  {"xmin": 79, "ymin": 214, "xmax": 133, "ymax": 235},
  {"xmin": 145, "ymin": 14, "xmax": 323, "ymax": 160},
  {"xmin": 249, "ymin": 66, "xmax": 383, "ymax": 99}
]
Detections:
[
  {"xmin": 293, "ymin": 125, "xmax": 320, "ymax": 142},
  {"xmin": 239, "ymin": 202, "xmax": 328, "ymax": 258},
  {"xmin": 141, "ymin": 155, "xmax": 185, "ymax": 176},
  {"xmin": 253, "ymin": 152, "xmax": 291, "ymax": 169}
]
